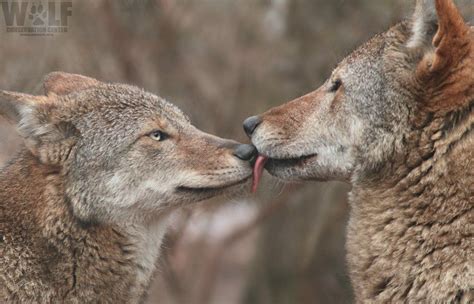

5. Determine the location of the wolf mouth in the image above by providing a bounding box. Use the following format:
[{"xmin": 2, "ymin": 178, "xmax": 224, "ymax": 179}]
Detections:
[
  {"xmin": 266, "ymin": 154, "xmax": 317, "ymax": 167},
  {"xmin": 176, "ymin": 176, "xmax": 251, "ymax": 194}
]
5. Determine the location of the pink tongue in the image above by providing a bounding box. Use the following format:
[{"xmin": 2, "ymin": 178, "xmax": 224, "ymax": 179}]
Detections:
[{"xmin": 252, "ymin": 155, "xmax": 268, "ymax": 193}]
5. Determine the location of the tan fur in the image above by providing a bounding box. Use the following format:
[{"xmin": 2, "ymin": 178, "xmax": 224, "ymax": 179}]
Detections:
[
  {"xmin": 0, "ymin": 156, "xmax": 143, "ymax": 302},
  {"xmin": 347, "ymin": 107, "xmax": 473, "ymax": 302},
  {"xmin": 246, "ymin": 0, "xmax": 473, "ymax": 302},
  {"xmin": 0, "ymin": 73, "xmax": 254, "ymax": 303},
  {"xmin": 43, "ymin": 72, "xmax": 100, "ymax": 96}
]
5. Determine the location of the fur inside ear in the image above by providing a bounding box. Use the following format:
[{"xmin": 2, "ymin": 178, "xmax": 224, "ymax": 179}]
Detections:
[
  {"xmin": 0, "ymin": 91, "xmax": 40, "ymax": 124},
  {"xmin": 0, "ymin": 90, "xmax": 77, "ymax": 165},
  {"xmin": 407, "ymin": 0, "xmax": 438, "ymax": 48},
  {"xmin": 430, "ymin": 0, "xmax": 470, "ymax": 73},
  {"xmin": 43, "ymin": 72, "xmax": 99, "ymax": 96},
  {"xmin": 410, "ymin": 0, "xmax": 471, "ymax": 78}
]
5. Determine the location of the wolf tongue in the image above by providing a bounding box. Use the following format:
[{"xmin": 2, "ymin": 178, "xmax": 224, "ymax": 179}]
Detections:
[{"xmin": 252, "ymin": 155, "xmax": 268, "ymax": 193}]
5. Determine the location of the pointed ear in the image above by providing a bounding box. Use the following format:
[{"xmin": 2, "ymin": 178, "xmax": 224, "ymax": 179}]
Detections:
[
  {"xmin": 0, "ymin": 90, "xmax": 45, "ymax": 124},
  {"xmin": 0, "ymin": 90, "xmax": 77, "ymax": 165},
  {"xmin": 430, "ymin": 0, "xmax": 470, "ymax": 73},
  {"xmin": 409, "ymin": 0, "xmax": 471, "ymax": 73},
  {"xmin": 407, "ymin": 0, "xmax": 438, "ymax": 49},
  {"xmin": 43, "ymin": 72, "xmax": 99, "ymax": 96}
]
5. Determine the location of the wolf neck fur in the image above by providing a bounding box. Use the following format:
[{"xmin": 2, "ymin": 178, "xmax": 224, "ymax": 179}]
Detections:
[
  {"xmin": 1, "ymin": 150, "xmax": 170, "ymax": 301},
  {"xmin": 347, "ymin": 101, "xmax": 473, "ymax": 301},
  {"xmin": 356, "ymin": 98, "xmax": 473, "ymax": 186}
]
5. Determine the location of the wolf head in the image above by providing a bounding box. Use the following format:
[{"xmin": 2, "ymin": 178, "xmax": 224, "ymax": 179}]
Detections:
[
  {"xmin": 245, "ymin": 0, "xmax": 473, "ymax": 183},
  {"xmin": 0, "ymin": 72, "xmax": 256, "ymax": 224}
]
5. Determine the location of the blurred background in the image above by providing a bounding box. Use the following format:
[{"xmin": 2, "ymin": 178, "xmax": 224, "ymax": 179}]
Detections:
[{"xmin": 0, "ymin": 1, "xmax": 472, "ymax": 303}]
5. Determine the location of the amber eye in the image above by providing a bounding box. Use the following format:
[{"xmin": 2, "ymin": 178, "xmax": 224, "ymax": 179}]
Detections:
[
  {"xmin": 329, "ymin": 79, "xmax": 342, "ymax": 92},
  {"xmin": 149, "ymin": 130, "xmax": 168, "ymax": 141}
]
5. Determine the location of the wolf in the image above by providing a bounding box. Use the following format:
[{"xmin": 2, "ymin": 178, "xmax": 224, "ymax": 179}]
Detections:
[
  {"xmin": 245, "ymin": 0, "xmax": 473, "ymax": 302},
  {"xmin": 0, "ymin": 72, "xmax": 256, "ymax": 303}
]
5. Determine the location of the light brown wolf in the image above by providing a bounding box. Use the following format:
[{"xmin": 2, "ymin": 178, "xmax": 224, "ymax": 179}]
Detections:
[
  {"xmin": 246, "ymin": 0, "xmax": 473, "ymax": 302},
  {"xmin": 0, "ymin": 72, "xmax": 256, "ymax": 303}
]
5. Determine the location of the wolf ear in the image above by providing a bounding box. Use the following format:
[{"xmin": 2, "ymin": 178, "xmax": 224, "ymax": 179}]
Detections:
[
  {"xmin": 409, "ymin": 0, "xmax": 470, "ymax": 74},
  {"xmin": 0, "ymin": 91, "xmax": 37, "ymax": 125},
  {"xmin": 407, "ymin": 0, "xmax": 438, "ymax": 49},
  {"xmin": 0, "ymin": 90, "xmax": 77, "ymax": 165},
  {"xmin": 430, "ymin": 0, "xmax": 470, "ymax": 73},
  {"xmin": 43, "ymin": 72, "xmax": 99, "ymax": 96}
]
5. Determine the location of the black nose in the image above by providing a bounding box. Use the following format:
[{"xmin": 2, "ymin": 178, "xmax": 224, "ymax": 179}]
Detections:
[
  {"xmin": 233, "ymin": 144, "xmax": 257, "ymax": 161},
  {"xmin": 243, "ymin": 116, "xmax": 262, "ymax": 137}
]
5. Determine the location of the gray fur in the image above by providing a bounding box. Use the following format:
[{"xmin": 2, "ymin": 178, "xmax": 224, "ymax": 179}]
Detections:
[
  {"xmin": 0, "ymin": 73, "xmax": 252, "ymax": 303},
  {"xmin": 247, "ymin": 1, "xmax": 473, "ymax": 302}
]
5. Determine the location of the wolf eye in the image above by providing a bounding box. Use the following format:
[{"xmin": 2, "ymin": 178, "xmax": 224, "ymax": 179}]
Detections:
[
  {"xmin": 149, "ymin": 130, "xmax": 168, "ymax": 141},
  {"xmin": 329, "ymin": 79, "xmax": 342, "ymax": 92}
]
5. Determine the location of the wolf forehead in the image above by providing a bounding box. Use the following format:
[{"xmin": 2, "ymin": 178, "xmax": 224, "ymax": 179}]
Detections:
[{"xmin": 62, "ymin": 83, "xmax": 191, "ymax": 128}]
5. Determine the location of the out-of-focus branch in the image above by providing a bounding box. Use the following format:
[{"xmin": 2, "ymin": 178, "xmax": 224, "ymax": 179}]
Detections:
[
  {"xmin": 160, "ymin": 210, "xmax": 193, "ymax": 304},
  {"xmin": 101, "ymin": 0, "xmax": 141, "ymax": 83},
  {"xmin": 193, "ymin": 184, "xmax": 303, "ymax": 304}
]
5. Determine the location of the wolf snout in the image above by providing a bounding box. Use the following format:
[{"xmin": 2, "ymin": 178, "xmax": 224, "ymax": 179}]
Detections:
[
  {"xmin": 243, "ymin": 115, "xmax": 262, "ymax": 137},
  {"xmin": 233, "ymin": 144, "xmax": 257, "ymax": 161}
]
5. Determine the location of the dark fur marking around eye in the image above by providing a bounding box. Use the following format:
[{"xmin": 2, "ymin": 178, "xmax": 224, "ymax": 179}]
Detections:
[{"xmin": 329, "ymin": 79, "xmax": 342, "ymax": 92}]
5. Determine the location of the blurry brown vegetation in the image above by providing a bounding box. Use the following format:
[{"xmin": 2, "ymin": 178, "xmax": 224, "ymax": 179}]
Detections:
[{"xmin": 0, "ymin": 1, "xmax": 472, "ymax": 303}]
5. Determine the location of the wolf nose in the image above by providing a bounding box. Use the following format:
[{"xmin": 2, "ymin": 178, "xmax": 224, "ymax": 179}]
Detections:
[
  {"xmin": 243, "ymin": 116, "xmax": 262, "ymax": 137},
  {"xmin": 233, "ymin": 144, "xmax": 258, "ymax": 161}
]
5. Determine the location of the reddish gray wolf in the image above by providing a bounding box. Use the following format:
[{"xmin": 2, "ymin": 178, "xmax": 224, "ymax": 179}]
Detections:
[
  {"xmin": 0, "ymin": 72, "xmax": 256, "ymax": 303},
  {"xmin": 246, "ymin": 0, "xmax": 473, "ymax": 302}
]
